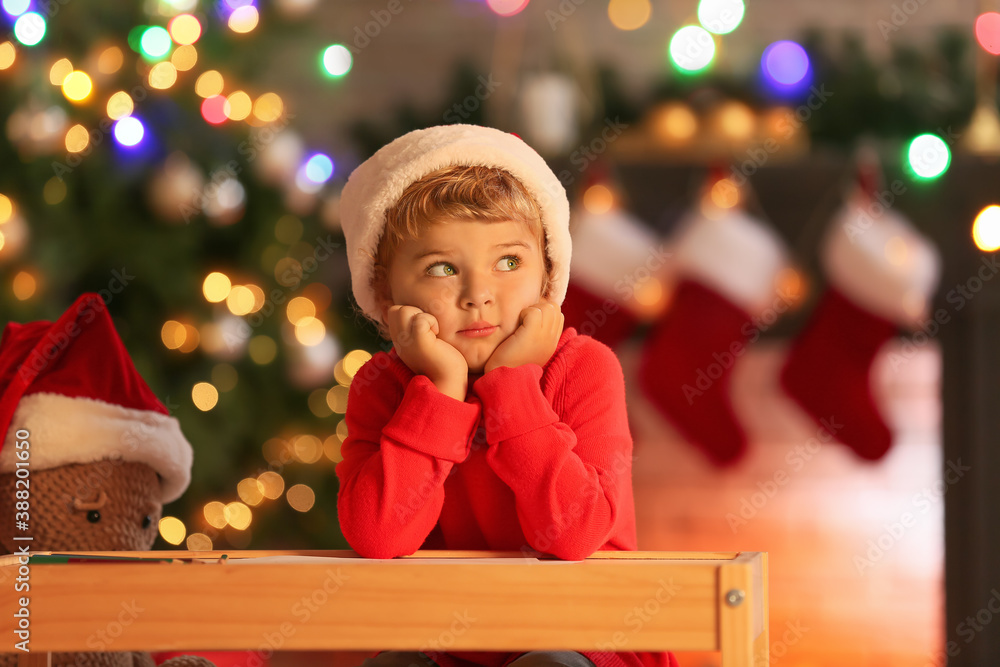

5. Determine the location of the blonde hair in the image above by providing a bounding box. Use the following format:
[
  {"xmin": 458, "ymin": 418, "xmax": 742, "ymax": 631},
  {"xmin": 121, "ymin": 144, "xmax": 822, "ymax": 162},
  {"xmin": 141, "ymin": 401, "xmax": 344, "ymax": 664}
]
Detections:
[{"xmin": 366, "ymin": 164, "xmax": 552, "ymax": 340}]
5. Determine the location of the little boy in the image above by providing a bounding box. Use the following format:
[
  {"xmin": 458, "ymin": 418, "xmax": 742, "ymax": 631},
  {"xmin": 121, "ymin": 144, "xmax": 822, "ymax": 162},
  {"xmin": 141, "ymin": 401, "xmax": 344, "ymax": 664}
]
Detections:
[{"xmin": 336, "ymin": 125, "xmax": 678, "ymax": 667}]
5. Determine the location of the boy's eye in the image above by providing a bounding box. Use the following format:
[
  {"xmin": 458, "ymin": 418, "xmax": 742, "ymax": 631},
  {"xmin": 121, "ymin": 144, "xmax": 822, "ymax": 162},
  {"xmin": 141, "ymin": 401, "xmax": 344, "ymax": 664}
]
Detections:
[
  {"xmin": 425, "ymin": 255, "xmax": 521, "ymax": 277},
  {"xmin": 497, "ymin": 255, "xmax": 521, "ymax": 271},
  {"xmin": 426, "ymin": 262, "xmax": 456, "ymax": 277}
]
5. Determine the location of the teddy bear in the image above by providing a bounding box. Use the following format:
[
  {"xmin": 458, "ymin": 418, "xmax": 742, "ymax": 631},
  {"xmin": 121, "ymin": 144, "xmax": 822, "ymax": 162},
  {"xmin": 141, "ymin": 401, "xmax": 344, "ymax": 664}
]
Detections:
[{"xmin": 0, "ymin": 293, "xmax": 217, "ymax": 667}]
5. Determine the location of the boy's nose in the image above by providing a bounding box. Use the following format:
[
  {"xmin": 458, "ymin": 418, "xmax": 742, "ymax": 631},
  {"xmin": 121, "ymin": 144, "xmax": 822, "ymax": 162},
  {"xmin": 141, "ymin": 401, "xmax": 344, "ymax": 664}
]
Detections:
[{"xmin": 460, "ymin": 273, "xmax": 494, "ymax": 308}]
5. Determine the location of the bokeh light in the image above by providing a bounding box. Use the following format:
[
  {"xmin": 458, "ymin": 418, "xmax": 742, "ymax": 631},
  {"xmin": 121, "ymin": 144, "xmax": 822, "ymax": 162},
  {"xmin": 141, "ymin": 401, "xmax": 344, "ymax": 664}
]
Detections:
[
  {"xmin": 0, "ymin": 194, "xmax": 12, "ymax": 223},
  {"xmin": 253, "ymin": 92, "xmax": 284, "ymax": 122},
  {"xmin": 107, "ymin": 91, "xmax": 134, "ymax": 119},
  {"xmin": 294, "ymin": 316, "xmax": 325, "ymax": 346},
  {"xmin": 0, "ymin": 42, "xmax": 15, "ymax": 70},
  {"xmin": 762, "ymin": 40, "xmax": 810, "ymax": 87},
  {"xmin": 226, "ymin": 90, "xmax": 252, "ymax": 121},
  {"xmin": 653, "ymin": 103, "xmax": 698, "ymax": 143},
  {"xmin": 326, "ymin": 385, "xmax": 349, "ymax": 415},
  {"xmin": 12, "ymin": 271, "xmax": 37, "ymax": 300},
  {"xmin": 158, "ymin": 516, "xmax": 186, "ymax": 545},
  {"xmin": 179, "ymin": 324, "xmax": 199, "ymax": 353},
  {"xmin": 697, "ymin": 0, "xmax": 744, "ymax": 35},
  {"xmin": 140, "ymin": 26, "xmax": 172, "ymax": 58},
  {"xmin": 972, "ymin": 205, "xmax": 1000, "ymax": 252},
  {"xmin": 2, "ymin": 0, "xmax": 30, "ymax": 16},
  {"xmin": 325, "ymin": 434, "xmax": 343, "ymax": 462},
  {"xmin": 286, "ymin": 296, "xmax": 316, "ymax": 324},
  {"xmin": 49, "ymin": 58, "xmax": 72, "ymax": 85},
  {"xmin": 669, "ymin": 26, "xmax": 715, "ymax": 73},
  {"xmin": 195, "ymin": 70, "xmax": 224, "ymax": 97},
  {"xmin": 185, "ymin": 533, "xmax": 212, "ymax": 550},
  {"xmin": 65, "ymin": 124, "xmax": 89, "ymax": 153},
  {"xmin": 61, "ymin": 71, "xmax": 93, "ymax": 102},
  {"xmin": 486, "ymin": 0, "xmax": 529, "ymax": 17},
  {"xmin": 257, "ymin": 471, "xmax": 285, "ymax": 499},
  {"xmin": 286, "ymin": 484, "xmax": 316, "ymax": 512},
  {"xmin": 293, "ymin": 434, "xmax": 323, "ymax": 464},
  {"xmin": 226, "ymin": 284, "xmax": 255, "ymax": 315},
  {"xmin": 321, "ymin": 44, "xmax": 352, "ymax": 77},
  {"xmin": 171, "ymin": 44, "xmax": 198, "ymax": 71},
  {"xmin": 201, "ymin": 95, "xmax": 230, "ymax": 124},
  {"xmin": 168, "ymin": 14, "xmax": 202, "ymax": 45},
  {"xmin": 342, "ymin": 349, "xmax": 371, "ymax": 377},
  {"xmin": 238, "ymin": 478, "xmax": 265, "ymax": 506},
  {"xmin": 228, "ymin": 5, "xmax": 259, "ymax": 33},
  {"xmin": 975, "ymin": 12, "xmax": 1000, "ymax": 55},
  {"xmin": 97, "ymin": 46, "xmax": 123, "ymax": 74},
  {"xmin": 113, "ymin": 116, "xmax": 144, "ymax": 146},
  {"xmin": 203, "ymin": 271, "xmax": 232, "ymax": 302},
  {"xmin": 583, "ymin": 184, "xmax": 615, "ymax": 215},
  {"xmin": 249, "ymin": 335, "xmax": 277, "ymax": 364},
  {"xmin": 43, "ymin": 177, "xmax": 65, "ymax": 205},
  {"xmin": 203, "ymin": 501, "xmax": 227, "ymax": 529},
  {"xmin": 149, "ymin": 61, "xmax": 177, "ymax": 89},
  {"xmin": 715, "ymin": 100, "xmax": 756, "ymax": 140},
  {"xmin": 304, "ymin": 153, "xmax": 334, "ymax": 183},
  {"xmin": 608, "ymin": 0, "xmax": 651, "ymax": 31},
  {"xmin": 192, "ymin": 382, "xmax": 219, "ymax": 411},
  {"xmin": 224, "ymin": 502, "xmax": 252, "ymax": 529},
  {"xmin": 13, "ymin": 13, "xmax": 45, "ymax": 46},
  {"xmin": 710, "ymin": 178, "xmax": 740, "ymax": 208},
  {"xmin": 161, "ymin": 320, "xmax": 186, "ymax": 349},
  {"xmin": 906, "ymin": 133, "xmax": 951, "ymax": 180}
]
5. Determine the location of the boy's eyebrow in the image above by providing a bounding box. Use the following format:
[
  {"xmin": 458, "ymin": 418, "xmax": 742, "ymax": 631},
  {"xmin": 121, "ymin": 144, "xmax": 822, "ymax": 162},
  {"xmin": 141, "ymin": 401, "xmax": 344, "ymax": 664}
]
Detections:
[{"xmin": 413, "ymin": 241, "xmax": 530, "ymax": 261}]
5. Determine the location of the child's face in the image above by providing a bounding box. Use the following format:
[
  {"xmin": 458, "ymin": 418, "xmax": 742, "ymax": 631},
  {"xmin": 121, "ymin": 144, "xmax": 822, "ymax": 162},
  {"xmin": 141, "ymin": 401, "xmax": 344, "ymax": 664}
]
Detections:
[{"xmin": 383, "ymin": 218, "xmax": 547, "ymax": 374}]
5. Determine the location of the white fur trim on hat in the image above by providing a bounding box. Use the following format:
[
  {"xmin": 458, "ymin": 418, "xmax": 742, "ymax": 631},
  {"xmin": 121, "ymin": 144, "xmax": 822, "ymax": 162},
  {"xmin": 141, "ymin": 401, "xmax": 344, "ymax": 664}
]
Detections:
[
  {"xmin": 570, "ymin": 207, "xmax": 666, "ymax": 302},
  {"xmin": 670, "ymin": 207, "xmax": 790, "ymax": 315},
  {"xmin": 340, "ymin": 125, "xmax": 571, "ymax": 322},
  {"xmin": 822, "ymin": 194, "xmax": 941, "ymax": 328},
  {"xmin": 0, "ymin": 393, "xmax": 193, "ymax": 504}
]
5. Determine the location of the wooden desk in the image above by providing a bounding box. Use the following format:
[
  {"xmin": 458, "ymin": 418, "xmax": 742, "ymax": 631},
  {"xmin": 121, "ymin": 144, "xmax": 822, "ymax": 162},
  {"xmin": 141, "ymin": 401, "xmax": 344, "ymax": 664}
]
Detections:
[{"xmin": 0, "ymin": 550, "xmax": 768, "ymax": 667}]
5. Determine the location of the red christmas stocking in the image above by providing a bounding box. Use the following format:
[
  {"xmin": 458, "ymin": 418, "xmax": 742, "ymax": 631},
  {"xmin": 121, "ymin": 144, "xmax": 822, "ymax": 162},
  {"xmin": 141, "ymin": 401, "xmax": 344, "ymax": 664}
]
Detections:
[
  {"xmin": 779, "ymin": 187, "xmax": 940, "ymax": 461},
  {"xmin": 638, "ymin": 279, "xmax": 755, "ymax": 466},
  {"xmin": 564, "ymin": 204, "xmax": 664, "ymax": 348},
  {"xmin": 638, "ymin": 204, "xmax": 790, "ymax": 467},
  {"xmin": 562, "ymin": 280, "xmax": 642, "ymax": 349},
  {"xmin": 779, "ymin": 287, "xmax": 897, "ymax": 459}
]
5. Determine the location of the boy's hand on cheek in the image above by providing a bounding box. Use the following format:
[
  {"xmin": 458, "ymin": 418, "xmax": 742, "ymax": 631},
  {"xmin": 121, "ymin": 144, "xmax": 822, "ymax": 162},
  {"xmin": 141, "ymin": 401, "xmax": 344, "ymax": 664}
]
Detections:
[
  {"xmin": 483, "ymin": 298, "xmax": 564, "ymax": 374},
  {"xmin": 387, "ymin": 305, "xmax": 468, "ymax": 383}
]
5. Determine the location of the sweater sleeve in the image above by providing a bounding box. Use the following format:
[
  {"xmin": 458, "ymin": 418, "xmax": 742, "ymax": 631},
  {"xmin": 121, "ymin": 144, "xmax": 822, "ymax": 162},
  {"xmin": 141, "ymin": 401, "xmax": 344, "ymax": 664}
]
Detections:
[
  {"xmin": 336, "ymin": 356, "xmax": 482, "ymax": 559},
  {"xmin": 472, "ymin": 338, "xmax": 634, "ymax": 561}
]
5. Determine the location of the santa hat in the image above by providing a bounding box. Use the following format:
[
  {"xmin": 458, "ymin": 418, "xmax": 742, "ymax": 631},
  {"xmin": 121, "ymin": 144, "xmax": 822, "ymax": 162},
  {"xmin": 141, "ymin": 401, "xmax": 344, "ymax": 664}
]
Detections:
[
  {"xmin": 0, "ymin": 293, "xmax": 193, "ymax": 503},
  {"xmin": 340, "ymin": 124, "xmax": 572, "ymax": 324}
]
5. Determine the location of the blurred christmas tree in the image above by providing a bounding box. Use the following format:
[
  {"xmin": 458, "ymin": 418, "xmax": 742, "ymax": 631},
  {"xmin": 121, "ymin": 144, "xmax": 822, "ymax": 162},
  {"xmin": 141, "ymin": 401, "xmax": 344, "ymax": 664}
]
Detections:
[{"xmin": 0, "ymin": 0, "xmax": 375, "ymax": 550}]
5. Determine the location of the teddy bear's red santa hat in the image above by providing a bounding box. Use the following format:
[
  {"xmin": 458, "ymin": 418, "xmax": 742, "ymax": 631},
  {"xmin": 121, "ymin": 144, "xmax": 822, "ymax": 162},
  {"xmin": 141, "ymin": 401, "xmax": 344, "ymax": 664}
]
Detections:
[{"xmin": 0, "ymin": 293, "xmax": 193, "ymax": 503}]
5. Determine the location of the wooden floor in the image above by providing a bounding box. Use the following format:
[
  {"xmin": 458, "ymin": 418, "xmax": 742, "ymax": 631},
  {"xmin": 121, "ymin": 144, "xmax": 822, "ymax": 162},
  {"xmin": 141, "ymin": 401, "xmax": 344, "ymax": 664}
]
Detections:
[{"xmin": 620, "ymin": 338, "xmax": 945, "ymax": 667}]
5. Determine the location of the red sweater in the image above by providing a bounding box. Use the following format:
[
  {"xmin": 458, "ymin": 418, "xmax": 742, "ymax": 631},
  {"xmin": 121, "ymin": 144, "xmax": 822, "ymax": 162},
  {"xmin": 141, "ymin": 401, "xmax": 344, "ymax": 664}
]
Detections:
[{"xmin": 336, "ymin": 327, "xmax": 679, "ymax": 667}]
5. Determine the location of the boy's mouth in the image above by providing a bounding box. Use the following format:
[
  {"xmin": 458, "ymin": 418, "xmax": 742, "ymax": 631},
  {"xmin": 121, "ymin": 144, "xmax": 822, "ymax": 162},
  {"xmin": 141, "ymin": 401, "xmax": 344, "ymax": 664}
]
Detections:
[{"xmin": 457, "ymin": 325, "xmax": 498, "ymax": 338}]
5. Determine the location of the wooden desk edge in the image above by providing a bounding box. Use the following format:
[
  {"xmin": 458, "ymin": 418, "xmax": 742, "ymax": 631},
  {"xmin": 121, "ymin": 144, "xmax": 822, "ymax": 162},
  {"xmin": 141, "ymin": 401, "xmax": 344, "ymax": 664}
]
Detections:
[{"xmin": 0, "ymin": 549, "xmax": 750, "ymax": 566}]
